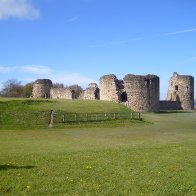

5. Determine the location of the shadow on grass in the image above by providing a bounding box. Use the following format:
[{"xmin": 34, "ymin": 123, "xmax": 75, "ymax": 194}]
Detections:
[
  {"xmin": 0, "ymin": 165, "xmax": 36, "ymax": 171},
  {"xmin": 158, "ymin": 110, "xmax": 193, "ymax": 114}
]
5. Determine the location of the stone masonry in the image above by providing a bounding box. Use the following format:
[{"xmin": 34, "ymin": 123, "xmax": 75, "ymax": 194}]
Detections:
[
  {"xmin": 99, "ymin": 74, "xmax": 120, "ymax": 102},
  {"xmin": 124, "ymin": 74, "xmax": 160, "ymax": 112},
  {"xmin": 32, "ymin": 79, "xmax": 53, "ymax": 98},
  {"xmin": 166, "ymin": 72, "xmax": 194, "ymax": 110},
  {"xmin": 83, "ymin": 83, "xmax": 100, "ymax": 100},
  {"xmin": 32, "ymin": 72, "xmax": 194, "ymax": 112},
  {"xmin": 50, "ymin": 88, "xmax": 73, "ymax": 99}
]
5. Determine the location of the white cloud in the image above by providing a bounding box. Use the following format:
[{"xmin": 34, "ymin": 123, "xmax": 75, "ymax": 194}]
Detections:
[
  {"xmin": 0, "ymin": 65, "xmax": 96, "ymax": 88},
  {"xmin": 109, "ymin": 40, "xmax": 126, "ymax": 46},
  {"xmin": 87, "ymin": 37, "xmax": 144, "ymax": 48},
  {"xmin": 48, "ymin": 72, "xmax": 96, "ymax": 88},
  {"xmin": 20, "ymin": 65, "xmax": 53, "ymax": 74},
  {"xmin": 162, "ymin": 28, "xmax": 196, "ymax": 36},
  {"xmin": 23, "ymin": 72, "xmax": 96, "ymax": 88},
  {"xmin": 0, "ymin": 0, "xmax": 40, "ymax": 20},
  {"xmin": 66, "ymin": 15, "xmax": 80, "ymax": 23},
  {"xmin": 0, "ymin": 66, "xmax": 11, "ymax": 73}
]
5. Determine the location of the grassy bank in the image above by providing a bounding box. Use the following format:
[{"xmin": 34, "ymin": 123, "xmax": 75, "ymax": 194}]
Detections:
[
  {"xmin": 0, "ymin": 98, "xmax": 132, "ymax": 113},
  {"xmin": 0, "ymin": 98, "xmax": 137, "ymax": 130},
  {"xmin": 0, "ymin": 98, "xmax": 196, "ymax": 195}
]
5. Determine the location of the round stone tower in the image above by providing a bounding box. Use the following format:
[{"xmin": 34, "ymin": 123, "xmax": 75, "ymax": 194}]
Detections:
[
  {"xmin": 99, "ymin": 74, "xmax": 120, "ymax": 102},
  {"xmin": 32, "ymin": 79, "xmax": 53, "ymax": 98},
  {"xmin": 124, "ymin": 74, "xmax": 160, "ymax": 112},
  {"xmin": 166, "ymin": 72, "xmax": 194, "ymax": 110}
]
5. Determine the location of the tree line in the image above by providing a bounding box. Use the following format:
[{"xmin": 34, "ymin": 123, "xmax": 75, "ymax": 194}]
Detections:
[
  {"xmin": 0, "ymin": 79, "xmax": 33, "ymax": 98},
  {"xmin": 0, "ymin": 79, "xmax": 83, "ymax": 98}
]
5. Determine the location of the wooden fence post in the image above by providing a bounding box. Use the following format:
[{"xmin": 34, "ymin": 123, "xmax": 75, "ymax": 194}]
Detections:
[
  {"xmin": 130, "ymin": 112, "xmax": 133, "ymax": 119},
  {"xmin": 105, "ymin": 112, "xmax": 107, "ymax": 120},
  {"xmin": 138, "ymin": 112, "xmax": 142, "ymax": 120},
  {"xmin": 48, "ymin": 110, "xmax": 55, "ymax": 128}
]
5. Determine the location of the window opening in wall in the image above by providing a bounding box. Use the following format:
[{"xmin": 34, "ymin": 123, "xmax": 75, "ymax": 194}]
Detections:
[
  {"xmin": 95, "ymin": 89, "xmax": 99, "ymax": 99},
  {"xmin": 145, "ymin": 79, "xmax": 150, "ymax": 87},
  {"xmin": 72, "ymin": 90, "xmax": 75, "ymax": 99},
  {"xmin": 121, "ymin": 92, "xmax": 127, "ymax": 102},
  {"xmin": 186, "ymin": 86, "xmax": 189, "ymax": 92},
  {"xmin": 175, "ymin": 85, "xmax": 178, "ymax": 91}
]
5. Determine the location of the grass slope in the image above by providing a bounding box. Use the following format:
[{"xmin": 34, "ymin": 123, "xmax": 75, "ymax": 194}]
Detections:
[
  {"xmin": 0, "ymin": 98, "xmax": 132, "ymax": 112},
  {"xmin": 0, "ymin": 98, "xmax": 196, "ymax": 195},
  {"xmin": 0, "ymin": 98, "xmax": 135, "ymax": 130}
]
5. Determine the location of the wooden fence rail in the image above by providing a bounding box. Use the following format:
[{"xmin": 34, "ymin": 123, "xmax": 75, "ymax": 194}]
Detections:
[{"xmin": 48, "ymin": 110, "xmax": 142, "ymax": 127}]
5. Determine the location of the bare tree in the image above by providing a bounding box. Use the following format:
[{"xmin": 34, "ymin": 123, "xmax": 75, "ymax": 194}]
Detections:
[
  {"xmin": 68, "ymin": 84, "xmax": 83, "ymax": 99},
  {"xmin": 23, "ymin": 82, "xmax": 33, "ymax": 98},
  {"xmin": 0, "ymin": 79, "xmax": 23, "ymax": 97},
  {"xmin": 53, "ymin": 83, "xmax": 64, "ymax": 88}
]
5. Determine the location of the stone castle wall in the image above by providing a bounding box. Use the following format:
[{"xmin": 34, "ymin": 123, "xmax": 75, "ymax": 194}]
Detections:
[
  {"xmin": 32, "ymin": 79, "xmax": 53, "ymax": 98},
  {"xmin": 83, "ymin": 83, "xmax": 99, "ymax": 100},
  {"xmin": 32, "ymin": 72, "xmax": 194, "ymax": 112},
  {"xmin": 124, "ymin": 74, "xmax": 160, "ymax": 112},
  {"xmin": 50, "ymin": 88, "xmax": 73, "ymax": 99},
  {"xmin": 99, "ymin": 74, "xmax": 120, "ymax": 102},
  {"xmin": 166, "ymin": 72, "xmax": 194, "ymax": 110}
]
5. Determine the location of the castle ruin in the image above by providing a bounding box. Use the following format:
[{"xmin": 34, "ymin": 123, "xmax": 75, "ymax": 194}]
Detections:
[
  {"xmin": 82, "ymin": 83, "xmax": 100, "ymax": 100},
  {"xmin": 32, "ymin": 79, "xmax": 53, "ymax": 98},
  {"xmin": 161, "ymin": 72, "xmax": 194, "ymax": 110},
  {"xmin": 124, "ymin": 74, "xmax": 160, "ymax": 112},
  {"xmin": 32, "ymin": 72, "xmax": 194, "ymax": 112},
  {"xmin": 50, "ymin": 88, "xmax": 73, "ymax": 99},
  {"xmin": 99, "ymin": 74, "xmax": 120, "ymax": 102}
]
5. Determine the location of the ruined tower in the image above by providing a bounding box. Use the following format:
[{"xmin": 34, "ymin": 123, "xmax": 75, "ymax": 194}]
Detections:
[
  {"xmin": 124, "ymin": 74, "xmax": 160, "ymax": 112},
  {"xmin": 32, "ymin": 79, "xmax": 53, "ymax": 98},
  {"xmin": 99, "ymin": 74, "xmax": 120, "ymax": 102},
  {"xmin": 166, "ymin": 72, "xmax": 194, "ymax": 110},
  {"xmin": 83, "ymin": 83, "xmax": 100, "ymax": 100}
]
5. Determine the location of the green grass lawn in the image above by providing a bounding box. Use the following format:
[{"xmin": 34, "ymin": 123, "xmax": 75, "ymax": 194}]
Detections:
[
  {"xmin": 0, "ymin": 98, "xmax": 196, "ymax": 195},
  {"xmin": 0, "ymin": 98, "xmax": 137, "ymax": 130}
]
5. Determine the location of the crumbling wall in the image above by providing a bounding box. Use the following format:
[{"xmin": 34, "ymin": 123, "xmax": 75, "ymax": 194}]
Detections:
[
  {"xmin": 166, "ymin": 72, "xmax": 194, "ymax": 110},
  {"xmin": 32, "ymin": 79, "xmax": 53, "ymax": 98},
  {"xmin": 50, "ymin": 88, "xmax": 73, "ymax": 99},
  {"xmin": 83, "ymin": 83, "xmax": 99, "ymax": 100},
  {"xmin": 124, "ymin": 74, "xmax": 160, "ymax": 112},
  {"xmin": 118, "ymin": 80, "xmax": 127, "ymax": 102},
  {"xmin": 99, "ymin": 74, "xmax": 120, "ymax": 102}
]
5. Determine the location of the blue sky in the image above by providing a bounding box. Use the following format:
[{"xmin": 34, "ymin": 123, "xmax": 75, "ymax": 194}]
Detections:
[{"xmin": 0, "ymin": 0, "xmax": 196, "ymax": 99}]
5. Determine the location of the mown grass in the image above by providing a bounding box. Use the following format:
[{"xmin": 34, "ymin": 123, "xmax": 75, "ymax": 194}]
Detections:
[
  {"xmin": 0, "ymin": 98, "xmax": 196, "ymax": 195},
  {"xmin": 0, "ymin": 98, "xmax": 137, "ymax": 130},
  {"xmin": 0, "ymin": 98, "xmax": 132, "ymax": 113}
]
